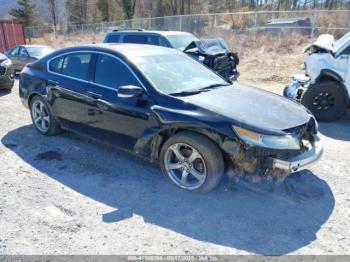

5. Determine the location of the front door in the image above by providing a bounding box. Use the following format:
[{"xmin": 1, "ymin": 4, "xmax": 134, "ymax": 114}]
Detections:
[
  {"xmin": 84, "ymin": 53, "xmax": 157, "ymax": 150},
  {"xmin": 6, "ymin": 46, "xmax": 20, "ymax": 72}
]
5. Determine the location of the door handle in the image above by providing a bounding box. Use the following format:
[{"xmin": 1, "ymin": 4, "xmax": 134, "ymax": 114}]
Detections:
[{"xmin": 86, "ymin": 91, "xmax": 102, "ymax": 99}]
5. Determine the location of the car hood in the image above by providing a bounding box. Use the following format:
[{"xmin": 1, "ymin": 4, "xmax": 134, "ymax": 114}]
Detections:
[
  {"xmin": 304, "ymin": 34, "xmax": 335, "ymax": 53},
  {"xmin": 183, "ymin": 38, "xmax": 228, "ymax": 56},
  {"xmin": 180, "ymin": 84, "xmax": 311, "ymax": 134},
  {"xmin": 0, "ymin": 53, "xmax": 8, "ymax": 61}
]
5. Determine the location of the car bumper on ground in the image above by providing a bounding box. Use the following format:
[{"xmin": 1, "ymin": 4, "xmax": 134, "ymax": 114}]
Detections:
[
  {"xmin": 272, "ymin": 135, "xmax": 323, "ymax": 173},
  {"xmin": 283, "ymin": 74, "xmax": 310, "ymax": 101}
]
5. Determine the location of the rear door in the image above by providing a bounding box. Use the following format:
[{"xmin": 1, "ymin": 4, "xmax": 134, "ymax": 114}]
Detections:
[
  {"xmin": 84, "ymin": 53, "xmax": 157, "ymax": 149},
  {"xmin": 47, "ymin": 52, "xmax": 97, "ymax": 134}
]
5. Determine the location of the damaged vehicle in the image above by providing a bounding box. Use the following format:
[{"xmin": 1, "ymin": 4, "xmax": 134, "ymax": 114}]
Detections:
[
  {"xmin": 19, "ymin": 44, "xmax": 322, "ymax": 192},
  {"xmin": 284, "ymin": 32, "xmax": 350, "ymax": 121},
  {"xmin": 0, "ymin": 53, "xmax": 15, "ymax": 90},
  {"xmin": 103, "ymin": 29, "xmax": 239, "ymax": 81}
]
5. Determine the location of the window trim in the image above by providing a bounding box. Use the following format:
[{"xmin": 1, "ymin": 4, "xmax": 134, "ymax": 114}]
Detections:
[{"xmin": 47, "ymin": 50, "xmax": 146, "ymax": 92}]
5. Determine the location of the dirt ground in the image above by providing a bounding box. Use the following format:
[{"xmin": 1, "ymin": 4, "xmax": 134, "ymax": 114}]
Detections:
[{"xmin": 1, "ymin": 80, "xmax": 350, "ymax": 255}]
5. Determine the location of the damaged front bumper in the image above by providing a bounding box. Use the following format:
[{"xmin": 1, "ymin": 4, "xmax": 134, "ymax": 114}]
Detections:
[
  {"xmin": 283, "ymin": 74, "xmax": 311, "ymax": 101},
  {"xmin": 272, "ymin": 135, "xmax": 323, "ymax": 173}
]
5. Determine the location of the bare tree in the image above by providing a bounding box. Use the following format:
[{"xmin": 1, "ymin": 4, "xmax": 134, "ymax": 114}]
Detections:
[{"xmin": 47, "ymin": 0, "xmax": 58, "ymax": 35}]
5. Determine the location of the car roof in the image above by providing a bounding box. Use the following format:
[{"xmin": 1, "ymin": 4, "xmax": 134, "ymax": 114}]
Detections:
[
  {"xmin": 18, "ymin": 45, "xmax": 52, "ymax": 48},
  {"xmin": 107, "ymin": 30, "xmax": 193, "ymax": 37}
]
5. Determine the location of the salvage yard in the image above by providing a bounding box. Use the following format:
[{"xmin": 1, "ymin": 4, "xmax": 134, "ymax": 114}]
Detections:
[{"xmin": 1, "ymin": 80, "xmax": 350, "ymax": 255}]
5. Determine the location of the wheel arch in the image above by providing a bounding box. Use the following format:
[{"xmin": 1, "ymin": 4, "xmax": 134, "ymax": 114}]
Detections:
[
  {"xmin": 134, "ymin": 126, "xmax": 240, "ymax": 162},
  {"xmin": 28, "ymin": 92, "xmax": 42, "ymax": 107}
]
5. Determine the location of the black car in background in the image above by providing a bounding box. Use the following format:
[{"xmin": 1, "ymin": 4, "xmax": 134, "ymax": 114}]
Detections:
[
  {"xmin": 104, "ymin": 30, "xmax": 239, "ymax": 81},
  {"xmin": 0, "ymin": 53, "xmax": 14, "ymax": 90},
  {"xmin": 19, "ymin": 44, "xmax": 322, "ymax": 192},
  {"xmin": 5, "ymin": 45, "xmax": 54, "ymax": 74}
]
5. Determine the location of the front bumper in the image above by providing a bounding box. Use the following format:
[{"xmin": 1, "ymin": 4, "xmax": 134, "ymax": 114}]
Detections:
[
  {"xmin": 272, "ymin": 135, "xmax": 323, "ymax": 173},
  {"xmin": 0, "ymin": 65, "xmax": 15, "ymax": 90},
  {"xmin": 283, "ymin": 74, "xmax": 310, "ymax": 101}
]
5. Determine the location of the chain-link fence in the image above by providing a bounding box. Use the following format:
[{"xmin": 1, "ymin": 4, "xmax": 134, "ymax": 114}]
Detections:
[
  {"xmin": 22, "ymin": 9, "xmax": 350, "ymax": 86},
  {"xmin": 24, "ymin": 9, "xmax": 350, "ymax": 46}
]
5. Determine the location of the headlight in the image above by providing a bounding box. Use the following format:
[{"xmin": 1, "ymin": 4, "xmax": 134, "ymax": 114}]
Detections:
[
  {"xmin": 232, "ymin": 125, "xmax": 300, "ymax": 150},
  {"xmin": 300, "ymin": 63, "xmax": 305, "ymax": 70},
  {"xmin": 0, "ymin": 59, "xmax": 12, "ymax": 67},
  {"xmin": 198, "ymin": 56, "xmax": 205, "ymax": 62}
]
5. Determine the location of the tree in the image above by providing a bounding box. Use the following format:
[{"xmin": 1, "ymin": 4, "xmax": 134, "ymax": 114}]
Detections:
[
  {"xmin": 9, "ymin": 0, "xmax": 41, "ymax": 27},
  {"xmin": 47, "ymin": 0, "xmax": 58, "ymax": 34},
  {"xmin": 122, "ymin": 0, "xmax": 136, "ymax": 19}
]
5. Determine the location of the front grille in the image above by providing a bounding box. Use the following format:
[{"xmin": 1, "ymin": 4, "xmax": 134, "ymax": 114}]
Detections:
[
  {"xmin": 213, "ymin": 55, "xmax": 232, "ymax": 71},
  {"xmin": 0, "ymin": 66, "xmax": 6, "ymax": 76}
]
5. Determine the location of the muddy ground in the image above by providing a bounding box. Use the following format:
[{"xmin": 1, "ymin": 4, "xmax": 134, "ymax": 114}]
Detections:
[{"xmin": 0, "ymin": 81, "xmax": 350, "ymax": 255}]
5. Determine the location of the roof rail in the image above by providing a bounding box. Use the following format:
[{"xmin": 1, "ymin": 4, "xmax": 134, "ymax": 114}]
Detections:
[{"xmin": 112, "ymin": 28, "xmax": 144, "ymax": 32}]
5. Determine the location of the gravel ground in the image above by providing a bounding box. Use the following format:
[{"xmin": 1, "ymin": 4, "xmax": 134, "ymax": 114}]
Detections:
[{"xmin": 0, "ymin": 81, "xmax": 350, "ymax": 255}]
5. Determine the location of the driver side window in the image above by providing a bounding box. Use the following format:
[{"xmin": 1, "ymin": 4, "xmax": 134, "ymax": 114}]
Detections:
[
  {"xmin": 9, "ymin": 47, "xmax": 20, "ymax": 56},
  {"xmin": 94, "ymin": 54, "xmax": 139, "ymax": 89}
]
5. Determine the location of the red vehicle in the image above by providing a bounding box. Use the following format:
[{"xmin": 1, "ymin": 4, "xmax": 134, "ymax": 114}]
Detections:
[{"xmin": 0, "ymin": 20, "xmax": 26, "ymax": 53}]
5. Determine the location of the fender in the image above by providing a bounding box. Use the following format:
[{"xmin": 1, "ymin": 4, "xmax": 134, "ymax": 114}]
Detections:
[
  {"xmin": 315, "ymin": 69, "xmax": 350, "ymax": 105},
  {"xmin": 134, "ymin": 124, "xmax": 240, "ymax": 162},
  {"xmin": 316, "ymin": 69, "xmax": 344, "ymax": 83}
]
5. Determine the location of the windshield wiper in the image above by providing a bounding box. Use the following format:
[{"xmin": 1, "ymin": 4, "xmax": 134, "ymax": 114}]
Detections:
[
  {"xmin": 198, "ymin": 83, "xmax": 230, "ymax": 91},
  {"xmin": 169, "ymin": 83, "xmax": 230, "ymax": 97},
  {"xmin": 169, "ymin": 90, "xmax": 202, "ymax": 96}
]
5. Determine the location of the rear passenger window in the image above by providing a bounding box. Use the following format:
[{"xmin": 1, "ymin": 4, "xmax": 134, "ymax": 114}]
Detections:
[
  {"xmin": 124, "ymin": 35, "xmax": 148, "ymax": 44},
  {"xmin": 123, "ymin": 34, "xmax": 164, "ymax": 46},
  {"xmin": 49, "ymin": 56, "xmax": 65, "ymax": 73},
  {"xmin": 94, "ymin": 54, "xmax": 139, "ymax": 88},
  {"xmin": 107, "ymin": 34, "xmax": 120, "ymax": 43},
  {"xmin": 61, "ymin": 53, "xmax": 92, "ymax": 81}
]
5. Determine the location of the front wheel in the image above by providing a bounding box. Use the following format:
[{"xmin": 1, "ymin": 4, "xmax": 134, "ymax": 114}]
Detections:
[
  {"xmin": 30, "ymin": 96, "xmax": 62, "ymax": 136},
  {"xmin": 301, "ymin": 80, "xmax": 347, "ymax": 122},
  {"xmin": 160, "ymin": 131, "xmax": 224, "ymax": 193}
]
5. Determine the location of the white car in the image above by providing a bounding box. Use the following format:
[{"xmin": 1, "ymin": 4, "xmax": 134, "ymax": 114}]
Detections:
[{"xmin": 284, "ymin": 32, "xmax": 350, "ymax": 121}]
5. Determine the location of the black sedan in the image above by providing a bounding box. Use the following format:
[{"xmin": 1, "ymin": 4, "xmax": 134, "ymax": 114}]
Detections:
[
  {"xmin": 19, "ymin": 44, "xmax": 323, "ymax": 192},
  {"xmin": 5, "ymin": 45, "xmax": 54, "ymax": 74}
]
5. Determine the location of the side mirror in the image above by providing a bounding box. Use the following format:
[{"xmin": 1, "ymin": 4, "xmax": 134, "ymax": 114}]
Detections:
[{"xmin": 117, "ymin": 85, "xmax": 144, "ymax": 98}]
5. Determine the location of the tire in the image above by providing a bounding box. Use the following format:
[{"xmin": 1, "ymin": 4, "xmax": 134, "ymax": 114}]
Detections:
[
  {"xmin": 29, "ymin": 95, "xmax": 62, "ymax": 136},
  {"xmin": 301, "ymin": 80, "xmax": 347, "ymax": 122},
  {"xmin": 160, "ymin": 131, "xmax": 224, "ymax": 193}
]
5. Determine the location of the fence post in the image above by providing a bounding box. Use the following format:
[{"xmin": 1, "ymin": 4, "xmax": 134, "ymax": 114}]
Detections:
[
  {"xmin": 254, "ymin": 13, "xmax": 258, "ymax": 41},
  {"xmin": 179, "ymin": 15, "xmax": 182, "ymax": 31},
  {"xmin": 311, "ymin": 9, "xmax": 317, "ymax": 38}
]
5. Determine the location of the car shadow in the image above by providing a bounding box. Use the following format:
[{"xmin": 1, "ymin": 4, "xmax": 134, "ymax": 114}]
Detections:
[
  {"xmin": 2, "ymin": 125, "xmax": 335, "ymax": 255},
  {"xmin": 0, "ymin": 89, "xmax": 11, "ymax": 97},
  {"xmin": 318, "ymin": 110, "xmax": 350, "ymax": 141}
]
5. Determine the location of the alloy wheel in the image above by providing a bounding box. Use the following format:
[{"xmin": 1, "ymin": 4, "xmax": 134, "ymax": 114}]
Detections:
[
  {"xmin": 31, "ymin": 100, "xmax": 50, "ymax": 132},
  {"xmin": 164, "ymin": 143, "xmax": 207, "ymax": 190}
]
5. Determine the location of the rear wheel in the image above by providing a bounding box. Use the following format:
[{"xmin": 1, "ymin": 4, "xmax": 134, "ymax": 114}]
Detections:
[
  {"xmin": 301, "ymin": 80, "xmax": 347, "ymax": 122},
  {"xmin": 30, "ymin": 96, "xmax": 61, "ymax": 136},
  {"xmin": 160, "ymin": 131, "xmax": 224, "ymax": 193}
]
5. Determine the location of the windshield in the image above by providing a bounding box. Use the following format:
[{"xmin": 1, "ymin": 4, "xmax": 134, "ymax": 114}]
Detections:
[
  {"xmin": 334, "ymin": 31, "xmax": 350, "ymax": 51},
  {"xmin": 167, "ymin": 34, "xmax": 198, "ymax": 50},
  {"xmin": 130, "ymin": 52, "xmax": 227, "ymax": 95},
  {"xmin": 26, "ymin": 46, "xmax": 54, "ymax": 57}
]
